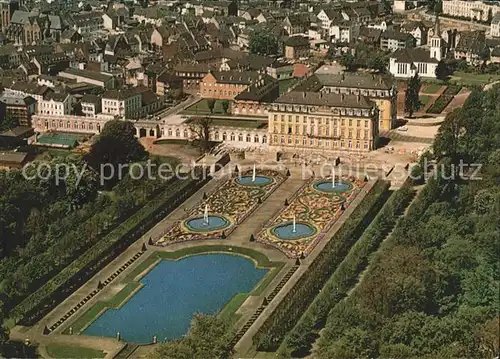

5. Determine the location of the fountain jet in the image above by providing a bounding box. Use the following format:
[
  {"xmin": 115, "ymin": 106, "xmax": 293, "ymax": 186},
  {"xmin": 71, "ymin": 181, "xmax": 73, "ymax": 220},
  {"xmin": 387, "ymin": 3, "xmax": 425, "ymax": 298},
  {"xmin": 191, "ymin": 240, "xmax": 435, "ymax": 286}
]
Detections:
[
  {"xmin": 203, "ymin": 204, "xmax": 209, "ymax": 225},
  {"xmin": 252, "ymin": 164, "xmax": 256, "ymax": 182},
  {"xmin": 292, "ymin": 214, "xmax": 297, "ymax": 233},
  {"xmin": 331, "ymin": 169, "xmax": 336, "ymax": 188}
]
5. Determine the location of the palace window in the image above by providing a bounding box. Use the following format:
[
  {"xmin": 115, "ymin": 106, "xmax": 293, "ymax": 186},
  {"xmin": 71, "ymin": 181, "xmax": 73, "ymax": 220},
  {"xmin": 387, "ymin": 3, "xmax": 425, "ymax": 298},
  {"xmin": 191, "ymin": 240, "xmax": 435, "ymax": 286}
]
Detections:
[
  {"xmin": 183, "ymin": 129, "xmax": 188, "ymax": 138},
  {"xmin": 238, "ymin": 133, "xmax": 243, "ymax": 141},
  {"xmin": 303, "ymin": 137, "xmax": 307, "ymax": 145},
  {"xmin": 246, "ymin": 134, "xmax": 251, "ymax": 142},
  {"xmin": 348, "ymin": 119, "xmax": 352, "ymax": 126},
  {"xmin": 364, "ymin": 141, "xmax": 369, "ymax": 149},
  {"xmin": 168, "ymin": 128, "xmax": 172, "ymax": 136},
  {"xmin": 262, "ymin": 135, "xmax": 267, "ymax": 143},
  {"xmin": 231, "ymin": 133, "xmax": 236, "ymax": 141},
  {"xmin": 223, "ymin": 132, "xmax": 227, "ymax": 140},
  {"xmin": 215, "ymin": 132, "xmax": 220, "ymax": 140},
  {"xmin": 254, "ymin": 135, "xmax": 259, "ymax": 143},
  {"xmin": 288, "ymin": 136, "xmax": 292, "ymax": 144},
  {"xmin": 281, "ymin": 136, "xmax": 285, "ymax": 144}
]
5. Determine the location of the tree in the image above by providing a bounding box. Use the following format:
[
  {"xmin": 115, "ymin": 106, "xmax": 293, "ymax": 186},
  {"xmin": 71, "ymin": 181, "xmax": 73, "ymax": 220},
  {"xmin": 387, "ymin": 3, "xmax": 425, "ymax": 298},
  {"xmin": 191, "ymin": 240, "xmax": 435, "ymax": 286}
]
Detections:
[
  {"xmin": 221, "ymin": 100, "xmax": 230, "ymax": 114},
  {"xmin": 0, "ymin": 117, "xmax": 18, "ymax": 132},
  {"xmin": 189, "ymin": 116, "xmax": 213, "ymax": 153},
  {"xmin": 150, "ymin": 314, "xmax": 233, "ymax": 359},
  {"xmin": 339, "ymin": 53, "xmax": 356, "ymax": 72},
  {"xmin": 0, "ymin": 304, "xmax": 9, "ymax": 355},
  {"xmin": 433, "ymin": 109, "xmax": 464, "ymax": 161},
  {"xmin": 367, "ymin": 55, "xmax": 388, "ymax": 73},
  {"xmin": 404, "ymin": 73, "xmax": 422, "ymax": 117},
  {"xmin": 84, "ymin": 120, "xmax": 147, "ymax": 181},
  {"xmin": 435, "ymin": 60, "xmax": 450, "ymax": 80},
  {"xmin": 206, "ymin": 99, "xmax": 216, "ymax": 114},
  {"xmin": 249, "ymin": 30, "xmax": 279, "ymax": 56}
]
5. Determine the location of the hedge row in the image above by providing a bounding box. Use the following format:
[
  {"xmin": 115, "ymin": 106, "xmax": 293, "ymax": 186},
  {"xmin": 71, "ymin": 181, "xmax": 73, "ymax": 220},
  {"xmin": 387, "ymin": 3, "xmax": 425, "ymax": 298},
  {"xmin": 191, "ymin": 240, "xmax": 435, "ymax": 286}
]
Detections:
[
  {"xmin": 278, "ymin": 185, "xmax": 416, "ymax": 357},
  {"xmin": 443, "ymin": 85, "xmax": 462, "ymax": 96},
  {"xmin": 426, "ymin": 85, "xmax": 462, "ymax": 114},
  {"xmin": 11, "ymin": 172, "xmax": 210, "ymax": 325},
  {"xmin": 253, "ymin": 180, "xmax": 391, "ymax": 351}
]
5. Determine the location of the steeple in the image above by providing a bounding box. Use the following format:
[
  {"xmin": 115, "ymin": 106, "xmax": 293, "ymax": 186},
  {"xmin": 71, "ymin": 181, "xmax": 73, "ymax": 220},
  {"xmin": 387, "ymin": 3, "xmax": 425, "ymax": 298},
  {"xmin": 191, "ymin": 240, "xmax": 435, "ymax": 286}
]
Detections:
[{"xmin": 434, "ymin": 14, "xmax": 441, "ymax": 37}]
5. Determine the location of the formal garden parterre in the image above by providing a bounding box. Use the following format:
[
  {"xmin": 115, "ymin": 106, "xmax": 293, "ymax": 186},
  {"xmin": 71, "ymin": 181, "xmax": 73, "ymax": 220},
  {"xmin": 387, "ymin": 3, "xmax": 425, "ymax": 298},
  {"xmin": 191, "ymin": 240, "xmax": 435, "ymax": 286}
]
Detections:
[
  {"xmin": 154, "ymin": 170, "xmax": 286, "ymax": 245},
  {"xmin": 256, "ymin": 176, "xmax": 366, "ymax": 258}
]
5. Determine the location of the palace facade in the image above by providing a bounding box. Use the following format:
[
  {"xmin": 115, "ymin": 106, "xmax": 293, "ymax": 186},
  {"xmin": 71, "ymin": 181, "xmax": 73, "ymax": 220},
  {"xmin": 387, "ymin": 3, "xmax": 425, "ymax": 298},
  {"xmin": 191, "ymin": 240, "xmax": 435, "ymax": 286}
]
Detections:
[
  {"xmin": 293, "ymin": 73, "xmax": 396, "ymax": 132},
  {"xmin": 267, "ymin": 91, "xmax": 379, "ymax": 154}
]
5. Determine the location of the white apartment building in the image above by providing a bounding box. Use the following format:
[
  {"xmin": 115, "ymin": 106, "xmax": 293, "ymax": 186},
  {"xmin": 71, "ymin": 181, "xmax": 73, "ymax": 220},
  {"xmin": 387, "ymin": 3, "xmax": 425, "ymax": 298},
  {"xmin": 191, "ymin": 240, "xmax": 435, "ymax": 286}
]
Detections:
[
  {"xmin": 442, "ymin": 0, "xmax": 500, "ymax": 21},
  {"xmin": 101, "ymin": 88, "xmax": 141, "ymax": 119},
  {"xmin": 38, "ymin": 93, "xmax": 73, "ymax": 116},
  {"xmin": 491, "ymin": 13, "xmax": 500, "ymax": 37}
]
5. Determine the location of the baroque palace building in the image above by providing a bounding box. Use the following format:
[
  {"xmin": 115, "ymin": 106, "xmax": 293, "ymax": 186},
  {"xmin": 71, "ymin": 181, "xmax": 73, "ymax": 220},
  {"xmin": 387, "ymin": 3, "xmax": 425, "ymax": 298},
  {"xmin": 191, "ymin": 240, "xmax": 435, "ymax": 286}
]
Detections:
[
  {"xmin": 293, "ymin": 73, "xmax": 396, "ymax": 132},
  {"xmin": 267, "ymin": 91, "xmax": 379, "ymax": 154}
]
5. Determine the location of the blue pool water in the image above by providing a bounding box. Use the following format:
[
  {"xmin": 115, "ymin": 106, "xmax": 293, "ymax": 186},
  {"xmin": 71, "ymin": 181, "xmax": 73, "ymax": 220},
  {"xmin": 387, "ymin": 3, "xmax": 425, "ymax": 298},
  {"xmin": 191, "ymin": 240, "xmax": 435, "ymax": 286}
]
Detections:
[
  {"xmin": 185, "ymin": 215, "xmax": 230, "ymax": 232},
  {"xmin": 236, "ymin": 175, "xmax": 273, "ymax": 186},
  {"xmin": 271, "ymin": 222, "xmax": 316, "ymax": 240},
  {"xmin": 83, "ymin": 254, "xmax": 267, "ymax": 344},
  {"xmin": 313, "ymin": 180, "xmax": 352, "ymax": 193}
]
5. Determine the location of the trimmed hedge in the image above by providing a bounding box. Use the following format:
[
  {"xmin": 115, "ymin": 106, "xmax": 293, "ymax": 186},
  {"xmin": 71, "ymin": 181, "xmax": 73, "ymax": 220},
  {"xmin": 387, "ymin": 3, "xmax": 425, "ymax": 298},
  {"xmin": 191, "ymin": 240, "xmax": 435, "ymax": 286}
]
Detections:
[
  {"xmin": 427, "ymin": 85, "xmax": 462, "ymax": 114},
  {"xmin": 278, "ymin": 185, "xmax": 416, "ymax": 357},
  {"xmin": 253, "ymin": 180, "xmax": 391, "ymax": 351},
  {"xmin": 11, "ymin": 172, "xmax": 210, "ymax": 325}
]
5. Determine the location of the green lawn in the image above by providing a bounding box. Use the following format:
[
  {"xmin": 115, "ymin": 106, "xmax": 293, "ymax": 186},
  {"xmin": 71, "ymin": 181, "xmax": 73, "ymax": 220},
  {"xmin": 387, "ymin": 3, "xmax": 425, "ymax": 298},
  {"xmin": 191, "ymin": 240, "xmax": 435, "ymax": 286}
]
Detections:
[
  {"xmin": 421, "ymin": 84, "xmax": 442, "ymax": 94},
  {"xmin": 182, "ymin": 99, "xmax": 230, "ymax": 115},
  {"xmin": 45, "ymin": 344, "xmax": 105, "ymax": 359},
  {"xmin": 153, "ymin": 139, "xmax": 190, "ymax": 145},
  {"xmin": 279, "ymin": 78, "xmax": 300, "ymax": 94},
  {"xmin": 419, "ymin": 95, "xmax": 431, "ymax": 107},
  {"xmin": 450, "ymin": 71, "xmax": 500, "ymax": 86}
]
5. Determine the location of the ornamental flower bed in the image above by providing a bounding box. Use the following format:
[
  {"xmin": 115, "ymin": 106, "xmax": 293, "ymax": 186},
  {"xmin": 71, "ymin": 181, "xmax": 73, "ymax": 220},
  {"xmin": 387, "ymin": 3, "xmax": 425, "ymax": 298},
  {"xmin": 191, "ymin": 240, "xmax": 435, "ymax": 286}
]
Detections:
[
  {"xmin": 256, "ymin": 176, "xmax": 365, "ymax": 258},
  {"xmin": 155, "ymin": 170, "xmax": 286, "ymax": 245}
]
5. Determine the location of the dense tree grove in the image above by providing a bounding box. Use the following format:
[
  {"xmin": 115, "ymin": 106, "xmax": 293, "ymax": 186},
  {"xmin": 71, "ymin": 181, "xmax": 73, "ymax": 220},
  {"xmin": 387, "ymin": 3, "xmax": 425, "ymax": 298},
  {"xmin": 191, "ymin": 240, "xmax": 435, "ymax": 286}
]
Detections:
[
  {"xmin": 0, "ymin": 155, "xmax": 177, "ymax": 315},
  {"xmin": 334, "ymin": 44, "xmax": 388, "ymax": 73},
  {"xmin": 248, "ymin": 30, "xmax": 279, "ymax": 56},
  {"xmin": 149, "ymin": 314, "xmax": 234, "ymax": 359},
  {"xmin": 315, "ymin": 88, "xmax": 500, "ymax": 358},
  {"xmin": 0, "ymin": 120, "xmax": 177, "ymax": 336},
  {"xmin": 84, "ymin": 120, "xmax": 148, "ymax": 185}
]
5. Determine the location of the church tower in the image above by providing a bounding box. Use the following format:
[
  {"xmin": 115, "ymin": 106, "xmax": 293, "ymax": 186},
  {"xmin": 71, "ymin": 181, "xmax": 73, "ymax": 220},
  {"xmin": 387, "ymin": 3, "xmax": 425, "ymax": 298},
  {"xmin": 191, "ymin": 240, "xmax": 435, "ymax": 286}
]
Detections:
[{"xmin": 430, "ymin": 15, "xmax": 444, "ymax": 61}]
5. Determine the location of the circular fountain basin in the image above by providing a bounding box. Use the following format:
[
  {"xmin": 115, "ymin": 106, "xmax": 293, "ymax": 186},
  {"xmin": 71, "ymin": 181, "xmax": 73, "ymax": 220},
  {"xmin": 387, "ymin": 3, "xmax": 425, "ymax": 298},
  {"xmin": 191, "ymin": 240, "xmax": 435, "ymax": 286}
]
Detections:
[
  {"xmin": 271, "ymin": 222, "xmax": 316, "ymax": 240},
  {"xmin": 313, "ymin": 179, "xmax": 353, "ymax": 193},
  {"xmin": 236, "ymin": 175, "xmax": 273, "ymax": 186},
  {"xmin": 185, "ymin": 215, "xmax": 230, "ymax": 232}
]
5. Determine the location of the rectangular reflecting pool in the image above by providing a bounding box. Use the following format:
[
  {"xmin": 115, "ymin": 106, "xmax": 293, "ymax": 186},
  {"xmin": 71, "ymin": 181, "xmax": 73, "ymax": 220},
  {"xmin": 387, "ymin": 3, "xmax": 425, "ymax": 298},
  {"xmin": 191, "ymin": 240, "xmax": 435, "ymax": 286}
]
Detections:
[{"xmin": 83, "ymin": 254, "xmax": 267, "ymax": 344}]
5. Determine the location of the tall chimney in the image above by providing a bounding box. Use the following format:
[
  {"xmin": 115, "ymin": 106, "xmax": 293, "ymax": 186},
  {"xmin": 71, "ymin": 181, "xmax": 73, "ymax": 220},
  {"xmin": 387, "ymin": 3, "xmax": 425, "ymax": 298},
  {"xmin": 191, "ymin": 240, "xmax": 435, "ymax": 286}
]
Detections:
[{"xmin": 303, "ymin": 92, "xmax": 306, "ymax": 98}]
